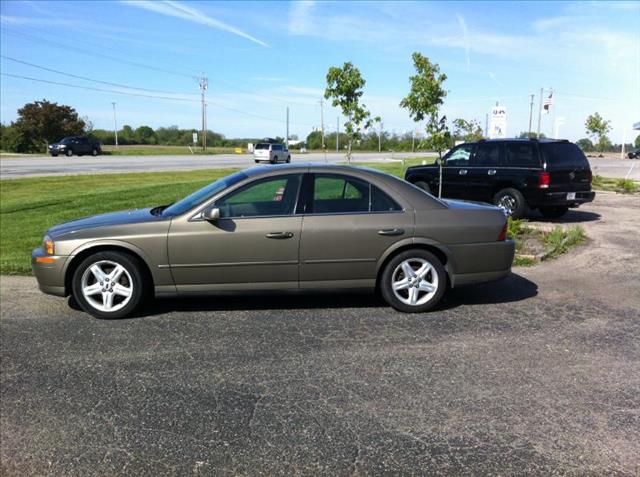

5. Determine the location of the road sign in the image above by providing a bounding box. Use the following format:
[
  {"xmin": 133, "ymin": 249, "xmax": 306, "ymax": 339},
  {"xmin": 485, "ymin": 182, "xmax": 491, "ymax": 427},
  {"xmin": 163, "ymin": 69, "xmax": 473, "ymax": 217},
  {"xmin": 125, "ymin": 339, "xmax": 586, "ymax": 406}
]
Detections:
[
  {"xmin": 489, "ymin": 106, "xmax": 507, "ymax": 139},
  {"xmin": 192, "ymin": 133, "xmax": 198, "ymax": 144}
]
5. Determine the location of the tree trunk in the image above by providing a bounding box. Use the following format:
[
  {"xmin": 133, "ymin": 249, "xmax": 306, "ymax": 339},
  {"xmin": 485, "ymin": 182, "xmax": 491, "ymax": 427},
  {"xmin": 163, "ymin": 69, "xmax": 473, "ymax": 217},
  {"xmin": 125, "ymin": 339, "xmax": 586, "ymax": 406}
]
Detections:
[{"xmin": 348, "ymin": 139, "xmax": 352, "ymax": 164}]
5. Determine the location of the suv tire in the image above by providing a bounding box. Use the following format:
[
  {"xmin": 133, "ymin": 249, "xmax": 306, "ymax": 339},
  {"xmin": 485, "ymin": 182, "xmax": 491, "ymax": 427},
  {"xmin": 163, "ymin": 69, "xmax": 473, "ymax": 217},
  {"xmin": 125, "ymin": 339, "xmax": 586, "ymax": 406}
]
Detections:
[
  {"xmin": 92, "ymin": 148, "xmax": 98, "ymax": 156},
  {"xmin": 71, "ymin": 251, "xmax": 146, "ymax": 319},
  {"xmin": 413, "ymin": 181, "xmax": 431, "ymax": 194},
  {"xmin": 380, "ymin": 249, "xmax": 446, "ymax": 313},
  {"xmin": 65, "ymin": 149, "xmax": 73, "ymax": 157},
  {"xmin": 539, "ymin": 206, "xmax": 568, "ymax": 219},
  {"xmin": 493, "ymin": 188, "xmax": 527, "ymax": 219},
  {"xmin": 271, "ymin": 156, "xmax": 278, "ymax": 164}
]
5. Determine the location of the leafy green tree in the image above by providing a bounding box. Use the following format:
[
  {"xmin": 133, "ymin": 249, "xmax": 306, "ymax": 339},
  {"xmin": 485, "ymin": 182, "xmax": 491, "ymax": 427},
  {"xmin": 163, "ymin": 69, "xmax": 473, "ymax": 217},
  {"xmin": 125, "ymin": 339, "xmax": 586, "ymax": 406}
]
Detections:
[
  {"xmin": 453, "ymin": 118, "xmax": 483, "ymax": 142},
  {"xmin": 135, "ymin": 125, "xmax": 156, "ymax": 144},
  {"xmin": 585, "ymin": 113, "xmax": 611, "ymax": 153},
  {"xmin": 400, "ymin": 52, "xmax": 448, "ymax": 196},
  {"xmin": 305, "ymin": 130, "xmax": 323, "ymax": 150},
  {"xmin": 10, "ymin": 100, "xmax": 86, "ymax": 152},
  {"xmin": 0, "ymin": 123, "xmax": 23, "ymax": 152},
  {"xmin": 324, "ymin": 62, "xmax": 378, "ymax": 162},
  {"xmin": 576, "ymin": 138, "xmax": 594, "ymax": 152},
  {"xmin": 517, "ymin": 131, "xmax": 546, "ymax": 139}
]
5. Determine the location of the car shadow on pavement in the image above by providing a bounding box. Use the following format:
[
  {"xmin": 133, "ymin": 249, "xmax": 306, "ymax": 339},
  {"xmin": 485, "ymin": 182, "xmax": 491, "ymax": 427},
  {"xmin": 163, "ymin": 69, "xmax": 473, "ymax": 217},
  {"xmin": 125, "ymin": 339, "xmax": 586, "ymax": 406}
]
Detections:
[
  {"xmin": 527, "ymin": 209, "xmax": 601, "ymax": 224},
  {"xmin": 71, "ymin": 273, "xmax": 537, "ymax": 318}
]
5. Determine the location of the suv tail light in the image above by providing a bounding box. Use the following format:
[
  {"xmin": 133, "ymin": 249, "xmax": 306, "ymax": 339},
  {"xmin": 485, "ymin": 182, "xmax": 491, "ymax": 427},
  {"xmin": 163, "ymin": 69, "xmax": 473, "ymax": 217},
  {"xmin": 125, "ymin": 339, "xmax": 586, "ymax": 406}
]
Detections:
[
  {"xmin": 538, "ymin": 171, "xmax": 550, "ymax": 189},
  {"xmin": 498, "ymin": 221, "xmax": 508, "ymax": 241}
]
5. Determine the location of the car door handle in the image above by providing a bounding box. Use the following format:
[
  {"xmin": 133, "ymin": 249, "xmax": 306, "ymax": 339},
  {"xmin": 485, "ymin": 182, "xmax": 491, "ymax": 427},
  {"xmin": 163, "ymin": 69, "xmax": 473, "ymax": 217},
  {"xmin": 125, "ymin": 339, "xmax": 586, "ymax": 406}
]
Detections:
[
  {"xmin": 378, "ymin": 228, "xmax": 404, "ymax": 236},
  {"xmin": 265, "ymin": 231, "xmax": 294, "ymax": 239},
  {"xmin": 488, "ymin": 169, "xmax": 497, "ymax": 175},
  {"xmin": 459, "ymin": 169, "xmax": 468, "ymax": 175}
]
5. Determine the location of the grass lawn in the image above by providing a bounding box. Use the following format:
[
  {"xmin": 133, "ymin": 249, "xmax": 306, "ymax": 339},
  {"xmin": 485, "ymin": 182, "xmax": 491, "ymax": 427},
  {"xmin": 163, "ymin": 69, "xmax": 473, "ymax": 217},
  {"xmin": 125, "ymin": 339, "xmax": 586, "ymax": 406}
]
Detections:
[
  {"xmin": 101, "ymin": 145, "xmax": 239, "ymax": 155},
  {"xmin": 1, "ymin": 161, "xmax": 432, "ymax": 275}
]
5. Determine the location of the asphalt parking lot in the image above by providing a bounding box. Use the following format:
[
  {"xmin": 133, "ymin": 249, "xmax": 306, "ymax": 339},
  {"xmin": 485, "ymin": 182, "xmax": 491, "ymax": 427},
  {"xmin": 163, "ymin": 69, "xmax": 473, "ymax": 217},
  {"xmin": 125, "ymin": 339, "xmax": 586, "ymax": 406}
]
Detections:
[{"xmin": 1, "ymin": 193, "xmax": 639, "ymax": 475}]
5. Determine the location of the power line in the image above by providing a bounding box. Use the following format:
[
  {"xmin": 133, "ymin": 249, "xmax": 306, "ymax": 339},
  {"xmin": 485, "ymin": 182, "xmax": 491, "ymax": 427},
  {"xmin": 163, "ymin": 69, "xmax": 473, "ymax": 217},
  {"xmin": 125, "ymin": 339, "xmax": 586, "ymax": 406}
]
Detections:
[{"xmin": 0, "ymin": 55, "xmax": 195, "ymax": 96}]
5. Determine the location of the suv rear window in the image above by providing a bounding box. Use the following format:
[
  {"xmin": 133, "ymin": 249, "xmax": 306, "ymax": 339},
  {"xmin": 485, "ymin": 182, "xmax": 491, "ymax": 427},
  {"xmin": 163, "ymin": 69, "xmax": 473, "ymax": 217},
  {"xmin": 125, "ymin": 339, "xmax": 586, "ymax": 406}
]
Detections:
[
  {"xmin": 255, "ymin": 143, "xmax": 270, "ymax": 150},
  {"xmin": 542, "ymin": 143, "xmax": 589, "ymax": 170},
  {"xmin": 505, "ymin": 143, "xmax": 539, "ymax": 167}
]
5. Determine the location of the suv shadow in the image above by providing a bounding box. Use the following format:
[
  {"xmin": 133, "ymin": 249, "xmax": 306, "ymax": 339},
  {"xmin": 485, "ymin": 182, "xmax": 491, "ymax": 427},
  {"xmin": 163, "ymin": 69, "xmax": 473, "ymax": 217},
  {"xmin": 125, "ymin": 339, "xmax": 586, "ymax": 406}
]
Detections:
[
  {"xmin": 69, "ymin": 273, "xmax": 537, "ymax": 318},
  {"xmin": 528, "ymin": 208, "xmax": 601, "ymax": 223}
]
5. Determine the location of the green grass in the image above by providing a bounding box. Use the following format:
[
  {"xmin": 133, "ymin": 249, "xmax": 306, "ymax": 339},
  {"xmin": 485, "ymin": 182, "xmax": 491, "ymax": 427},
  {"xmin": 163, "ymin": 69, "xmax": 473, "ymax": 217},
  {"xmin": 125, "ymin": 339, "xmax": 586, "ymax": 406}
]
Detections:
[
  {"xmin": 0, "ymin": 169, "xmax": 236, "ymax": 274},
  {"xmin": 101, "ymin": 145, "xmax": 239, "ymax": 155},
  {"xmin": 592, "ymin": 175, "xmax": 639, "ymax": 193},
  {"xmin": 541, "ymin": 225, "xmax": 586, "ymax": 259}
]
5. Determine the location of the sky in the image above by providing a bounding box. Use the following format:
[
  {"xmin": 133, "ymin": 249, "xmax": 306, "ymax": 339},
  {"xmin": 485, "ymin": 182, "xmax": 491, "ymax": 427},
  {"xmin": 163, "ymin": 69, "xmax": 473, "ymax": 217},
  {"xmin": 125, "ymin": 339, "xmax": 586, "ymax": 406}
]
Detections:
[{"xmin": 1, "ymin": 0, "xmax": 639, "ymax": 143}]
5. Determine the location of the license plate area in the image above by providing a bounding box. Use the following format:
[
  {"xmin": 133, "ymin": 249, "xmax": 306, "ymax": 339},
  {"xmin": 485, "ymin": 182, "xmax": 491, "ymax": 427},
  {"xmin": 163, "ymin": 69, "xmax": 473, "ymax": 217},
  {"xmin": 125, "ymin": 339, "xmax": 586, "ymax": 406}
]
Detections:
[{"xmin": 567, "ymin": 192, "xmax": 576, "ymax": 200}]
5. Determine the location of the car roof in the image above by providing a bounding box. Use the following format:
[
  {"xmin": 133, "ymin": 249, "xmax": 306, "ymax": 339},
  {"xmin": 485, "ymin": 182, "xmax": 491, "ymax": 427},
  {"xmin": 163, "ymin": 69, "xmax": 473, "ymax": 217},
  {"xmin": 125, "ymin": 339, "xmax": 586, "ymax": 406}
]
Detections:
[{"xmin": 462, "ymin": 138, "xmax": 572, "ymax": 145}]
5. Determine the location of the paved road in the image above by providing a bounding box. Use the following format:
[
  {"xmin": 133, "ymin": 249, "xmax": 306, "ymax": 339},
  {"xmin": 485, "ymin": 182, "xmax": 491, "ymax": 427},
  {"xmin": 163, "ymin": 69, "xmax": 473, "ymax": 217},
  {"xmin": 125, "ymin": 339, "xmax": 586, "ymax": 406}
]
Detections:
[
  {"xmin": 2, "ymin": 152, "xmax": 637, "ymax": 180},
  {"xmin": 1, "ymin": 193, "xmax": 639, "ymax": 475},
  {"xmin": 0, "ymin": 152, "xmax": 435, "ymax": 179}
]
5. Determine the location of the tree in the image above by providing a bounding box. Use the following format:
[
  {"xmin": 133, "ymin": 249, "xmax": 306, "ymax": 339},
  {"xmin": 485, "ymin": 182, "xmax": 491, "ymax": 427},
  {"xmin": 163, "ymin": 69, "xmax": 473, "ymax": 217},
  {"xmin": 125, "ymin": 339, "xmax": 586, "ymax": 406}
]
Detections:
[
  {"xmin": 135, "ymin": 125, "xmax": 156, "ymax": 144},
  {"xmin": 400, "ymin": 52, "xmax": 448, "ymax": 196},
  {"xmin": 634, "ymin": 134, "xmax": 640, "ymax": 149},
  {"xmin": 453, "ymin": 118, "xmax": 483, "ymax": 142},
  {"xmin": 585, "ymin": 113, "xmax": 611, "ymax": 154},
  {"xmin": 518, "ymin": 131, "xmax": 546, "ymax": 139},
  {"xmin": 10, "ymin": 100, "xmax": 86, "ymax": 152},
  {"xmin": 305, "ymin": 130, "xmax": 323, "ymax": 150},
  {"xmin": 324, "ymin": 62, "xmax": 378, "ymax": 162},
  {"xmin": 576, "ymin": 138, "xmax": 594, "ymax": 152}
]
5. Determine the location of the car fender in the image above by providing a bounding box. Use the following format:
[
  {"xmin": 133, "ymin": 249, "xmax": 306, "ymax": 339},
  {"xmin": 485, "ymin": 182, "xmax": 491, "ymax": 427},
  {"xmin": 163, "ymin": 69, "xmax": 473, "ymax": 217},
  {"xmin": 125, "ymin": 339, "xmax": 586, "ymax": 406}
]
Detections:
[{"xmin": 376, "ymin": 237, "xmax": 456, "ymax": 281}]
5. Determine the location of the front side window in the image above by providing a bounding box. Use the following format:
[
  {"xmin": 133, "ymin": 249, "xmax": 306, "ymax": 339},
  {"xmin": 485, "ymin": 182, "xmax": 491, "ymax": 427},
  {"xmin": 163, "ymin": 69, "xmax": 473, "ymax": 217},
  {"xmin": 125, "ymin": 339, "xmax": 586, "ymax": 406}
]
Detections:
[
  {"xmin": 216, "ymin": 174, "xmax": 301, "ymax": 218},
  {"xmin": 444, "ymin": 145, "xmax": 473, "ymax": 166},
  {"xmin": 473, "ymin": 143, "xmax": 501, "ymax": 167}
]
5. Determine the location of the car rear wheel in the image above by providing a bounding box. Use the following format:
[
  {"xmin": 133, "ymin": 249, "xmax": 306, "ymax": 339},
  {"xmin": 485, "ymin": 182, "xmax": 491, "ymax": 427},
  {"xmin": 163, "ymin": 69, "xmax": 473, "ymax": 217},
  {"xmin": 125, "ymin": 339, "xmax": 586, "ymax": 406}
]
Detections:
[
  {"xmin": 539, "ymin": 206, "xmax": 568, "ymax": 219},
  {"xmin": 493, "ymin": 188, "xmax": 527, "ymax": 219},
  {"xmin": 65, "ymin": 149, "xmax": 73, "ymax": 157},
  {"xmin": 413, "ymin": 181, "xmax": 431, "ymax": 194},
  {"xmin": 71, "ymin": 251, "xmax": 145, "ymax": 319},
  {"xmin": 380, "ymin": 249, "xmax": 446, "ymax": 313},
  {"xmin": 286, "ymin": 155, "xmax": 291, "ymax": 163},
  {"xmin": 272, "ymin": 156, "xmax": 278, "ymax": 164},
  {"xmin": 92, "ymin": 148, "xmax": 98, "ymax": 156}
]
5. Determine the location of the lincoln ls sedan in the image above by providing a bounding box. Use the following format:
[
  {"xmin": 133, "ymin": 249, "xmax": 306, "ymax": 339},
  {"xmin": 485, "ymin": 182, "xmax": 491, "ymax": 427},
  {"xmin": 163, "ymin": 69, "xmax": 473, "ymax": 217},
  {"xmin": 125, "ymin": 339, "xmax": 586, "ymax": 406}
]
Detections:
[{"xmin": 32, "ymin": 164, "xmax": 515, "ymax": 318}]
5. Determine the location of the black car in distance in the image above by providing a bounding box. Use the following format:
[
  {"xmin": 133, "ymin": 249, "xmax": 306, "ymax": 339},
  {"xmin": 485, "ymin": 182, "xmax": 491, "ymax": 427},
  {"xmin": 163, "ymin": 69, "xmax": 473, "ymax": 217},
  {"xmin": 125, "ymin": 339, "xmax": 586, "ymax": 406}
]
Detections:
[
  {"xmin": 405, "ymin": 138, "xmax": 595, "ymax": 219},
  {"xmin": 49, "ymin": 136, "xmax": 101, "ymax": 157}
]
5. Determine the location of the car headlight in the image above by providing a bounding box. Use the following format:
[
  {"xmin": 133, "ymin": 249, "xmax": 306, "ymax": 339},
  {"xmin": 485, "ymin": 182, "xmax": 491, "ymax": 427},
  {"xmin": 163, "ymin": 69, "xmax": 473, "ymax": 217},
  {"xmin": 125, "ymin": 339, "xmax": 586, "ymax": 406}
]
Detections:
[
  {"xmin": 59, "ymin": 145, "xmax": 66, "ymax": 149},
  {"xmin": 43, "ymin": 235, "xmax": 55, "ymax": 255}
]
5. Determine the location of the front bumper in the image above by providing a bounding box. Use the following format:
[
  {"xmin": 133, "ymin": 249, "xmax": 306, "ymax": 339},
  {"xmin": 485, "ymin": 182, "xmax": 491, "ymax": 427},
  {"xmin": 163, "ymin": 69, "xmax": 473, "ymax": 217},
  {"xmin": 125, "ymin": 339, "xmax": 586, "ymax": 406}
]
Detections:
[
  {"xmin": 32, "ymin": 247, "xmax": 69, "ymax": 297},
  {"xmin": 535, "ymin": 190, "xmax": 595, "ymax": 208}
]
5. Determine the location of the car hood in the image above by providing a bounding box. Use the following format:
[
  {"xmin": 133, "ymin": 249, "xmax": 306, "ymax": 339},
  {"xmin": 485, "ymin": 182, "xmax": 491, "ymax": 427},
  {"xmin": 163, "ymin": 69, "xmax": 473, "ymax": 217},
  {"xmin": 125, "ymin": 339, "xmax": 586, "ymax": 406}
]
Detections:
[
  {"xmin": 442, "ymin": 198, "xmax": 503, "ymax": 212},
  {"xmin": 48, "ymin": 208, "xmax": 165, "ymax": 237}
]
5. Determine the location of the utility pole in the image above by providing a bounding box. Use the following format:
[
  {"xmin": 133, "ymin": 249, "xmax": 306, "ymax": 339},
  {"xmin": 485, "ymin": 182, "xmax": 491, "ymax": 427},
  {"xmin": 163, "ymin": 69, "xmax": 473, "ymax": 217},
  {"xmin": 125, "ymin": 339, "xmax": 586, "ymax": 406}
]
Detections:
[
  {"xmin": 485, "ymin": 113, "xmax": 489, "ymax": 137},
  {"xmin": 537, "ymin": 87, "xmax": 543, "ymax": 138},
  {"xmin": 336, "ymin": 116, "xmax": 339, "ymax": 152},
  {"xmin": 378, "ymin": 121, "xmax": 383, "ymax": 152},
  {"xmin": 198, "ymin": 76, "xmax": 208, "ymax": 150},
  {"xmin": 319, "ymin": 98, "xmax": 325, "ymax": 151},
  {"xmin": 528, "ymin": 94, "xmax": 534, "ymax": 136},
  {"xmin": 111, "ymin": 102, "xmax": 118, "ymax": 148},
  {"xmin": 286, "ymin": 106, "xmax": 289, "ymax": 147}
]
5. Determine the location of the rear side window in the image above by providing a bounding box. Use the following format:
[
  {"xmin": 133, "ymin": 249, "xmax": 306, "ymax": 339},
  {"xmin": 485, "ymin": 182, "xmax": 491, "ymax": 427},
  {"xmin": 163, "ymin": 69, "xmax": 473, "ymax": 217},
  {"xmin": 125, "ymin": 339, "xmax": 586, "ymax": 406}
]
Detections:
[
  {"xmin": 310, "ymin": 174, "xmax": 402, "ymax": 214},
  {"xmin": 542, "ymin": 143, "xmax": 589, "ymax": 170},
  {"xmin": 505, "ymin": 143, "xmax": 540, "ymax": 167},
  {"xmin": 371, "ymin": 186, "xmax": 402, "ymax": 212},
  {"xmin": 473, "ymin": 143, "xmax": 501, "ymax": 166},
  {"xmin": 255, "ymin": 143, "xmax": 269, "ymax": 150}
]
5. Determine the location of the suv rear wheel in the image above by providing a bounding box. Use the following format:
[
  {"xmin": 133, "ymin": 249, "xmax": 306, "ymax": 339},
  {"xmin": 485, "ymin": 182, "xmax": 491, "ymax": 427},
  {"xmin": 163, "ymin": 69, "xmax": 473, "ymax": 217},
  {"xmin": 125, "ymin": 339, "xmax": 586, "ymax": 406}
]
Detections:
[{"xmin": 493, "ymin": 188, "xmax": 527, "ymax": 219}]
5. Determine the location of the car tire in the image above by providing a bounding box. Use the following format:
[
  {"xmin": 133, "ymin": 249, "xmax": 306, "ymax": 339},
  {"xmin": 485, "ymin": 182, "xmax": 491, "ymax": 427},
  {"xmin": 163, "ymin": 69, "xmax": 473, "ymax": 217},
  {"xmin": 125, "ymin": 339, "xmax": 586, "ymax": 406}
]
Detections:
[
  {"xmin": 272, "ymin": 156, "xmax": 278, "ymax": 164},
  {"xmin": 65, "ymin": 149, "xmax": 73, "ymax": 157},
  {"xmin": 51, "ymin": 153, "xmax": 58, "ymax": 157},
  {"xmin": 413, "ymin": 181, "xmax": 431, "ymax": 194},
  {"xmin": 493, "ymin": 188, "xmax": 527, "ymax": 219},
  {"xmin": 286, "ymin": 155, "xmax": 291, "ymax": 163},
  {"xmin": 92, "ymin": 148, "xmax": 98, "ymax": 156},
  {"xmin": 380, "ymin": 249, "xmax": 447, "ymax": 313},
  {"xmin": 71, "ymin": 251, "xmax": 146, "ymax": 319},
  {"xmin": 539, "ymin": 206, "xmax": 568, "ymax": 219}
]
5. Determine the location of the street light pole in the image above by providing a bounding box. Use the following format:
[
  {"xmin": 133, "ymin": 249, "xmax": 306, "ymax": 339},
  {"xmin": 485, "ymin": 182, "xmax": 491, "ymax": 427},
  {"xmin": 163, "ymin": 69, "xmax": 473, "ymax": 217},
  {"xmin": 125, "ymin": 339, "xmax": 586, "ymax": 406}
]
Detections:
[{"xmin": 111, "ymin": 102, "xmax": 118, "ymax": 148}]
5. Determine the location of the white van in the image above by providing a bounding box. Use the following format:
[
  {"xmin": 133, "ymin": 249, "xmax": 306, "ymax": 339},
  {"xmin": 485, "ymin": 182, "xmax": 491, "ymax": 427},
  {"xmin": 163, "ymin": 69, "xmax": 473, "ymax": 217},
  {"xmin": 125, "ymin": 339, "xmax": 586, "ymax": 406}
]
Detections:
[{"xmin": 253, "ymin": 143, "xmax": 291, "ymax": 164}]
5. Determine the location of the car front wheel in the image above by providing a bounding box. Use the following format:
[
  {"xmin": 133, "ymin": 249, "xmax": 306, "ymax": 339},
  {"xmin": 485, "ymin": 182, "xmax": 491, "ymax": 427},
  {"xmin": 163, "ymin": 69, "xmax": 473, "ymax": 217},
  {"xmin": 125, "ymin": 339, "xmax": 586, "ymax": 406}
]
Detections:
[
  {"xmin": 493, "ymin": 188, "xmax": 527, "ymax": 219},
  {"xmin": 71, "ymin": 251, "xmax": 145, "ymax": 319},
  {"xmin": 65, "ymin": 149, "xmax": 73, "ymax": 157},
  {"xmin": 380, "ymin": 249, "xmax": 446, "ymax": 313}
]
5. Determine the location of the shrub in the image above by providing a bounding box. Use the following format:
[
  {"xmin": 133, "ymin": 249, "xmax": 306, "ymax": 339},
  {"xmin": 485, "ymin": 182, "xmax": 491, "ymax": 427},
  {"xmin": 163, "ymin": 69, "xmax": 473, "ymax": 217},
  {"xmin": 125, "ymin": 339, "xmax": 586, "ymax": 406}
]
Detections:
[
  {"xmin": 614, "ymin": 178, "xmax": 638, "ymax": 194},
  {"xmin": 543, "ymin": 225, "xmax": 585, "ymax": 258}
]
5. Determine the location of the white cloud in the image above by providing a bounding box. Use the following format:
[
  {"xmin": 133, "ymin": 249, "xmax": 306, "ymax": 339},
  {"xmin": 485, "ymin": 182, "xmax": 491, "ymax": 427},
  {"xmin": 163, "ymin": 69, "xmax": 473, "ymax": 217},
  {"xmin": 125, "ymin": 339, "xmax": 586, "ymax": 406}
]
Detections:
[
  {"xmin": 121, "ymin": 0, "xmax": 269, "ymax": 47},
  {"xmin": 288, "ymin": 0, "xmax": 315, "ymax": 35},
  {"xmin": 456, "ymin": 13, "xmax": 471, "ymax": 71}
]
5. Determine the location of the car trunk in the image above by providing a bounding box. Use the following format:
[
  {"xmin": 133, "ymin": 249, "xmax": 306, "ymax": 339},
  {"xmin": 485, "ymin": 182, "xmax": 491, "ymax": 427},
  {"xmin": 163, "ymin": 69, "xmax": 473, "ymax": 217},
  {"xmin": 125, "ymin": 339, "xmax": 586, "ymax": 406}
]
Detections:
[{"xmin": 541, "ymin": 142, "xmax": 592, "ymax": 192}]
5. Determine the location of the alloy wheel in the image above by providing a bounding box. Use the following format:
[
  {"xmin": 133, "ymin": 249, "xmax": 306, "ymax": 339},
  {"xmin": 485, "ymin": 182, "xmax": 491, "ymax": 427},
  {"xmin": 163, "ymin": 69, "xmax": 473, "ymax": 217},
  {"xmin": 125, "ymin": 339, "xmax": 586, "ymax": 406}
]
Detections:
[
  {"xmin": 391, "ymin": 258, "xmax": 439, "ymax": 306},
  {"xmin": 497, "ymin": 194, "xmax": 516, "ymax": 215},
  {"xmin": 80, "ymin": 260, "xmax": 133, "ymax": 312}
]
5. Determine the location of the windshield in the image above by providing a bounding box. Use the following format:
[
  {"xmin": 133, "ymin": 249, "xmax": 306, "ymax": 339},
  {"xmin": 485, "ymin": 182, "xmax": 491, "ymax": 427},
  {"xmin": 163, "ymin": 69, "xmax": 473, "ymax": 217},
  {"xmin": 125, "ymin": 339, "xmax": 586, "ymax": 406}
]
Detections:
[
  {"xmin": 161, "ymin": 171, "xmax": 248, "ymax": 217},
  {"xmin": 59, "ymin": 137, "xmax": 73, "ymax": 144},
  {"xmin": 255, "ymin": 143, "xmax": 270, "ymax": 150}
]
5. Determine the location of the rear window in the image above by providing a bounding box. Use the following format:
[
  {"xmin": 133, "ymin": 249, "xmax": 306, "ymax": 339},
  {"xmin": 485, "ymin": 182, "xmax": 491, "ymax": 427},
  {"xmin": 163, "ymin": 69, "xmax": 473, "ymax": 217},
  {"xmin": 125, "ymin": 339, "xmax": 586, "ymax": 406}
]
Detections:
[
  {"xmin": 505, "ymin": 143, "xmax": 539, "ymax": 167},
  {"xmin": 255, "ymin": 143, "xmax": 270, "ymax": 150},
  {"xmin": 542, "ymin": 143, "xmax": 589, "ymax": 170}
]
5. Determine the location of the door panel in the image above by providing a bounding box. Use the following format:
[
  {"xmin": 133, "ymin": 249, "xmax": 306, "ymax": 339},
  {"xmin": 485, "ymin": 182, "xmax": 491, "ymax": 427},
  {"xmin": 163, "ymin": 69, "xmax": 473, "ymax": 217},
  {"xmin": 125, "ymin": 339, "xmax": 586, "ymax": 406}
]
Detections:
[
  {"xmin": 466, "ymin": 142, "xmax": 502, "ymax": 202},
  {"xmin": 439, "ymin": 144, "xmax": 474, "ymax": 198}
]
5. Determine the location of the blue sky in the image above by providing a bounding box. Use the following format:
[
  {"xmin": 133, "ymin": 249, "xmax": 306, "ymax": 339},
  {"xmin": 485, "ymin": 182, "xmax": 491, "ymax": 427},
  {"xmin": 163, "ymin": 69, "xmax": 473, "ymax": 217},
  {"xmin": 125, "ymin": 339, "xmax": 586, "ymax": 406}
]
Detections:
[{"xmin": 1, "ymin": 0, "xmax": 638, "ymax": 142}]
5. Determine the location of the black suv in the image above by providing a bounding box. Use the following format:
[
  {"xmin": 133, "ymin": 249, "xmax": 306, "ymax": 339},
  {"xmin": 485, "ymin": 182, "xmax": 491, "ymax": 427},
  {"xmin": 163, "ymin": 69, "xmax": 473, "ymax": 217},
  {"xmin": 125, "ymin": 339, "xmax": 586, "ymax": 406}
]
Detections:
[
  {"xmin": 49, "ymin": 136, "xmax": 101, "ymax": 157},
  {"xmin": 405, "ymin": 138, "xmax": 595, "ymax": 219}
]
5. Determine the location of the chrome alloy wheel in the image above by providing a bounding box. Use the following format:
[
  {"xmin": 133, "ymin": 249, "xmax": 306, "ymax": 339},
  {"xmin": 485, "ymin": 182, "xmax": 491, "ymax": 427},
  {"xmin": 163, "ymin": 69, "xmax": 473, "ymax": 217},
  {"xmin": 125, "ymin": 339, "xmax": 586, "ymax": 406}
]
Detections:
[
  {"xmin": 80, "ymin": 260, "xmax": 133, "ymax": 312},
  {"xmin": 497, "ymin": 194, "xmax": 516, "ymax": 216},
  {"xmin": 391, "ymin": 258, "xmax": 439, "ymax": 306}
]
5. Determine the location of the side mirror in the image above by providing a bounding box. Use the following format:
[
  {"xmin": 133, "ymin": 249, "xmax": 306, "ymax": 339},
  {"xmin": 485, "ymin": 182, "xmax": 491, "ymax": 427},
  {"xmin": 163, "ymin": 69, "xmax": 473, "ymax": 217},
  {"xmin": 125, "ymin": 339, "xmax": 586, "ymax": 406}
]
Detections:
[{"xmin": 202, "ymin": 207, "xmax": 220, "ymax": 221}]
